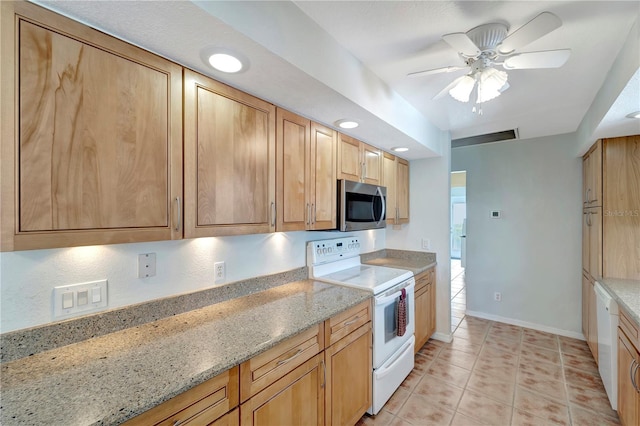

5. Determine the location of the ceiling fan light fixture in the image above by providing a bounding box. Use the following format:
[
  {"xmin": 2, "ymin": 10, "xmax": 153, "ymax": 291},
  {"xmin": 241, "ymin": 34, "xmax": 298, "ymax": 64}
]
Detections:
[
  {"xmin": 477, "ymin": 67, "xmax": 508, "ymax": 103},
  {"xmin": 626, "ymin": 111, "xmax": 640, "ymax": 119},
  {"xmin": 449, "ymin": 75, "xmax": 476, "ymax": 102}
]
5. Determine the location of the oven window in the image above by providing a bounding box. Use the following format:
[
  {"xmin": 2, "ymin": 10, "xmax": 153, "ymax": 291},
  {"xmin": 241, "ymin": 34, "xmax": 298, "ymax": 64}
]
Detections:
[{"xmin": 383, "ymin": 297, "xmax": 410, "ymax": 343}]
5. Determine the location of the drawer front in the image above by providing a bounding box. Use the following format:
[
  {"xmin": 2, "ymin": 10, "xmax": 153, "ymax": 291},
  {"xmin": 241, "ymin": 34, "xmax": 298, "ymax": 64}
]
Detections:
[
  {"xmin": 325, "ymin": 300, "xmax": 372, "ymax": 346},
  {"xmin": 620, "ymin": 307, "xmax": 640, "ymax": 350},
  {"xmin": 240, "ymin": 324, "xmax": 323, "ymax": 402},
  {"xmin": 124, "ymin": 366, "xmax": 239, "ymax": 426}
]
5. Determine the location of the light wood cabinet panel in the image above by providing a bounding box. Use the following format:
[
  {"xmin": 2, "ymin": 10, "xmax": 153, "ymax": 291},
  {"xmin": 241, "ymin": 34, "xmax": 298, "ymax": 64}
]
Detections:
[
  {"xmin": 382, "ymin": 152, "xmax": 397, "ymax": 223},
  {"xmin": 324, "ymin": 300, "xmax": 371, "ymax": 347},
  {"xmin": 324, "ymin": 322, "xmax": 372, "ymax": 426},
  {"xmin": 240, "ymin": 355, "xmax": 324, "ymax": 426},
  {"xmin": 337, "ymin": 133, "xmax": 382, "ymax": 185},
  {"xmin": 310, "ymin": 122, "xmax": 337, "ymax": 230},
  {"xmin": 362, "ymin": 143, "xmax": 382, "ymax": 185},
  {"xmin": 123, "ymin": 367, "xmax": 239, "ymax": 426},
  {"xmin": 414, "ymin": 267, "xmax": 436, "ymax": 353},
  {"xmin": 210, "ymin": 408, "xmax": 240, "ymax": 426},
  {"xmin": 275, "ymin": 109, "xmax": 336, "ymax": 232},
  {"xmin": 582, "ymin": 273, "xmax": 590, "ymax": 338},
  {"xmin": 587, "ymin": 277, "xmax": 598, "ymax": 363},
  {"xmin": 583, "ymin": 140, "xmax": 602, "ymax": 207},
  {"xmin": 239, "ymin": 324, "xmax": 323, "ymax": 403},
  {"xmin": 397, "ymin": 158, "xmax": 410, "ymax": 224},
  {"xmin": 183, "ymin": 70, "xmax": 275, "ymax": 238},
  {"xmin": 618, "ymin": 327, "xmax": 640, "ymax": 426},
  {"xmin": 603, "ymin": 135, "xmax": 640, "ymax": 280},
  {"xmin": 1, "ymin": 1, "xmax": 183, "ymax": 250}
]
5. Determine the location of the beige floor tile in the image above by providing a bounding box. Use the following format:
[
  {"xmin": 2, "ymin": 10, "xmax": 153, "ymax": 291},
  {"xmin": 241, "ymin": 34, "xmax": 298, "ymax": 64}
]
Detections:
[
  {"xmin": 518, "ymin": 358, "xmax": 564, "ymax": 381},
  {"xmin": 488, "ymin": 327, "xmax": 523, "ymax": 342},
  {"xmin": 521, "ymin": 334, "xmax": 559, "ymax": 351},
  {"xmin": 569, "ymin": 405, "xmax": 621, "ymax": 426},
  {"xmin": 382, "ymin": 387, "xmax": 411, "ymax": 415},
  {"xmin": 513, "ymin": 387, "xmax": 570, "ymax": 425},
  {"xmin": 453, "ymin": 327, "xmax": 487, "ymax": 346},
  {"xmin": 413, "ymin": 353, "xmax": 433, "ymax": 374},
  {"xmin": 450, "ymin": 411, "xmax": 486, "ymax": 426},
  {"xmin": 412, "ymin": 375, "xmax": 464, "ymax": 411},
  {"xmin": 466, "ymin": 369, "xmax": 516, "ymax": 405},
  {"xmin": 426, "ymin": 357, "xmax": 472, "ymax": 388},
  {"xmin": 566, "ymin": 383, "xmax": 619, "ymax": 420},
  {"xmin": 520, "ymin": 343, "xmax": 561, "ymax": 365},
  {"xmin": 516, "ymin": 371, "xmax": 567, "ymax": 401},
  {"xmin": 449, "ymin": 337, "xmax": 482, "ymax": 355},
  {"xmin": 478, "ymin": 345, "xmax": 520, "ymax": 367},
  {"xmin": 563, "ymin": 366, "xmax": 606, "ymax": 393},
  {"xmin": 559, "ymin": 338, "xmax": 592, "ymax": 358},
  {"xmin": 462, "ymin": 316, "xmax": 491, "ymax": 326},
  {"xmin": 561, "ymin": 352, "xmax": 599, "ymax": 375},
  {"xmin": 511, "ymin": 408, "xmax": 567, "ymax": 426},
  {"xmin": 456, "ymin": 322, "xmax": 490, "ymax": 336},
  {"xmin": 474, "ymin": 361, "xmax": 518, "ymax": 382},
  {"xmin": 418, "ymin": 341, "xmax": 443, "ymax": 359},
  {"xmin": 359, "ymin": 409, "xmax": 395, "ymax": 425},
  {"xmin": 483, "ymin": 336, "xmax": 521, "ymax": 354},
  {"xmin": 396, "ymin": 393, "xmax": 454, "ymax": 426},
  {"xmin": 523, "ymin": 328, "xmax": 557, "ymax": 340},
  {"xmin": 398, "ymin": 369, "xmax": 425, "ymax": 392},
  {"xmin": 436, "ymin": 347, "xmax": 478, "ymax": 370},
  {"xmin": 457, "ymin": 389, "xmax": 513, "ymax": 425},
  {"xmin": 388, "ymin": 417, "xmax": 414, "ymax": 426},
  {"xmin": 490, "ymin": 322, "xmax": 523, "ymax": 333}
]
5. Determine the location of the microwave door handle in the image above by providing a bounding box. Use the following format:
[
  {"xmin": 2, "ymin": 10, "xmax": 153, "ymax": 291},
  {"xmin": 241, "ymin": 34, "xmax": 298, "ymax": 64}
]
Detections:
[{"xmin": 375, "ymin": 186, "xmax": 386, "ymax": 225}]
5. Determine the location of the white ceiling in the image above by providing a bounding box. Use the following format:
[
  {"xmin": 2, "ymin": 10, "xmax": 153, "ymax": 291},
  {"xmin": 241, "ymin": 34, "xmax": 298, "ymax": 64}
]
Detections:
[{"xmin": 34, "ymin": 1, "xmax": 640, "ymax": 159}]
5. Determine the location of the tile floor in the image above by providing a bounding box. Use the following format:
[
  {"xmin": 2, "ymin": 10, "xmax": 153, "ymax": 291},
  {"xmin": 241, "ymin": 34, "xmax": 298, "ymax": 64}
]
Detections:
[
  {"xmin": 450, "ymin": 259, "xmax": 466, "ymax": 332},
  {"xmin": 358, "ymin": 260, "xmax": 621, "ymax": 425}
]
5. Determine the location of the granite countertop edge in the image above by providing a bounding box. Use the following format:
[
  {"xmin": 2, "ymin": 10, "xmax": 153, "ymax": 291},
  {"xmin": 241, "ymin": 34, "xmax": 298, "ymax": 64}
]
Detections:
[{"xmin": 596, "ymin": 277, "xmax": 640, "ymax": 326}]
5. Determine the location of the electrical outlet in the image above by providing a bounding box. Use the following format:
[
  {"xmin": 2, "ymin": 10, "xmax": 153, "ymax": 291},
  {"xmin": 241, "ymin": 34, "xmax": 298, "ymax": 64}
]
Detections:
[
  {"xmin": 494, "ymin": 292, "xmax": 502, "ymax": 302},
  {"xmin": 214, "ymin": 261, "xmax": 226, "ymax": 283},
  {"xmin": 138, "ymin": 253, "xmax": 156, "ymax": 278}
]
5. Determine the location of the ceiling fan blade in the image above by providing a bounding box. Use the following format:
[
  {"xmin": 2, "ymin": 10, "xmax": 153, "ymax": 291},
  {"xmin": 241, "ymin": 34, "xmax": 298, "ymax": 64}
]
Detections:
[
  {"xmin": 407, "ymin": 65, "xmax": 468, "ymax": 78},
  {"xmin": 497, "ymin": 12, "xmax": 562, "ymax": 55},
  {"xmin": 502, "ymin": 49, "xmax": 571, "ymax": 69},
  {"xmin": 442, "ymin": 33, "xmax": 481, "ymax": 57},
  {"xmin": 433, "ymin": 75, "xmax": 473, "ymax": 101}
]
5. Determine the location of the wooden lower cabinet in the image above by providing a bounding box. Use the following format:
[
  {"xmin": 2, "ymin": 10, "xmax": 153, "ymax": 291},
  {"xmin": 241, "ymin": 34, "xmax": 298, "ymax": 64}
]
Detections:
[
  {"xmin": 618, "ymin": 328, "xmax": 640, "ymax": 425},
  {"xmin": 587, "ymin": 277, "xmax": 598, "ymax": 364},
  {"xmin": 123, "ymin": 367, "xmax": 239, "ymax": 426},
  {"xmin": 415, "ymin": 267, "xmax": 436, "ymax": 353},
  {"xmin": 212, "ymin": 408, "xmax": 240, "ymax": 426},
  {"xmin": 240, "ymin": 355, "xmax": 325, "ymax": 426},
  {"xmin": 325, "ymin": 322, "xmax": 372, "ymax": 426}
]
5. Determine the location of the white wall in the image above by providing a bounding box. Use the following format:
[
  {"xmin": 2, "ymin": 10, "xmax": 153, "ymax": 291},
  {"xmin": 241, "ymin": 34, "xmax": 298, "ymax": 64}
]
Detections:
[
  {"xmin": 387, "ymin": 136, "xmax": 452, "ymax": 340},
  {"xmin": 451, "ymin": 133, "xmax": 583, "ymax": 337},
  {"xmin": 0, "ymin": 229, "xmax": 384, "ymax": 333}
]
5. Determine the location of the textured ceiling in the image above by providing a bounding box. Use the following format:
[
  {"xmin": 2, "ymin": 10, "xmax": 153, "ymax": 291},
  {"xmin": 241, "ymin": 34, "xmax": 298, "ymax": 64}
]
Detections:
[{"xmin": 33, "ymin": 0, "xmax": 639, "ymax": 159}]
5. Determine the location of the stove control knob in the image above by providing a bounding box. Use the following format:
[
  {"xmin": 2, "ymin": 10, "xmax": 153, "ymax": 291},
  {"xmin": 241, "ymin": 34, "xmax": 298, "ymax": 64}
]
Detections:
[
  {"xmin": 316, "ymin": 249, "xmax": 322, "ymax": 255},
  {"xmin": 323, "ymin": 248, "xmax": 328, "ymax": 254},
  {"xmin": 355, "ymin": 243, "xmax": 360, "ymax": 249}
]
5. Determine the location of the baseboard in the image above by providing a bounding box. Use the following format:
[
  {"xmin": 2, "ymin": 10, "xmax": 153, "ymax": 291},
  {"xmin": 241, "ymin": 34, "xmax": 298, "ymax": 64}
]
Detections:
[
  {"xmin": 464, "ymin": 310, "xmax": 586, "ymax": 341},
  {"xmin": 431, "ymin": 331, "xmax": 453, "ymax": 343}
]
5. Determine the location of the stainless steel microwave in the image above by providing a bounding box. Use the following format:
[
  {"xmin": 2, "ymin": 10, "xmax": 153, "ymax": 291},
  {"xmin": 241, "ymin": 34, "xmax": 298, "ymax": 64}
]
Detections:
[{"xmin": 338, "ymin": 179, "xmax": 386, "ymax": 231}]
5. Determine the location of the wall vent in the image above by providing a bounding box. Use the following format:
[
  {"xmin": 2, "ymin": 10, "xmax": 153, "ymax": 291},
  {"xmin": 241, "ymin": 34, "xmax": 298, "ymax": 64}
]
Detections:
[{"xmin": 452, "ymin": 129, "xmax": 519, "ymax": 148}]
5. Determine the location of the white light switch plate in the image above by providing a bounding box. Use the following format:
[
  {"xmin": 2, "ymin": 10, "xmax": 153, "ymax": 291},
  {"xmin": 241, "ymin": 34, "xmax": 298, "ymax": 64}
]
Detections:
[{"xmin": 53, "ymin": 280, "xmax": 108, "ymax": 319}]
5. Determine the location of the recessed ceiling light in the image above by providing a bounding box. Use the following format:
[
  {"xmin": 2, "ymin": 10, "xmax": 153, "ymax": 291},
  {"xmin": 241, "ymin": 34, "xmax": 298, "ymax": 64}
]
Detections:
[
  {"xmin": 208, "ymin": 53, "xmax": 243, "ymax": 73},
  {"xmin": 392, "ymin": 147, "xmax": 409, "ymax": 152},
  {"xmin": 335, "ymin": 120, "xmax": 359, "ymax": 129},
  {"xmin": 626, "ymin": 111, "xmax": 640, "ymax": 119}
]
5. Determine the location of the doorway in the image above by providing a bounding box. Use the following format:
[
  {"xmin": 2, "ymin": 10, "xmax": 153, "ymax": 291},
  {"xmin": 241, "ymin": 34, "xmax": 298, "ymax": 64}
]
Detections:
[{"xmin": 451, "ymin": 171, "xmax": 467, "ymax": 331}]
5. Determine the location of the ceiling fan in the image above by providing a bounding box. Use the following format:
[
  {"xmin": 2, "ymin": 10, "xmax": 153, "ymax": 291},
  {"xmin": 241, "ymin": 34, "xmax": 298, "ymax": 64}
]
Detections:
[{"xmin": 408, "ymin": 12, "xmax": 571, "ymax": 112}]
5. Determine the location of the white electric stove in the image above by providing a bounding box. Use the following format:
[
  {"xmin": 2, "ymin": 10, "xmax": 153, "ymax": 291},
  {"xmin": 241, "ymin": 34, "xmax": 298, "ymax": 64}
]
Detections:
[{"xmin": 307, "ymin": 237, "xmax": 415, "ymax": 415}]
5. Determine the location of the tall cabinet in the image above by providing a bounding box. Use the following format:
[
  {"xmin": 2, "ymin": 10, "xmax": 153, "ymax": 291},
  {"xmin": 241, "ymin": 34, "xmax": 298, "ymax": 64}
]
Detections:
[{"xmin": 382, "ymin": 152, "xmax": 410, "ymax": 225}]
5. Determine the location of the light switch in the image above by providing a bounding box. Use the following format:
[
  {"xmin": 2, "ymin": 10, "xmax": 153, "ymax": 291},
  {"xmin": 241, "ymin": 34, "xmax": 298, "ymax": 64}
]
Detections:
[
  {"xmin": 62, "ymin": 292, "xmax": 74, "ymax": 309},
  {"xmin": 77, "ymin": 290, "xmax": 89, "ymax": 306},
  {"xmin": 91, "ymin": 287, "xmax": 102, "ymax": 304}
]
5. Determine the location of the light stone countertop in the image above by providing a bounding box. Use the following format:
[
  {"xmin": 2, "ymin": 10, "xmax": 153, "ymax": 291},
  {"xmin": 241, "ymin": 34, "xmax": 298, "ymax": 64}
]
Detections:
[
  {"xmin": 597, "ymin": 277, "xmax": 640, "ymax": 326},
  {"xmin": 362, "ymin": 249, "xmax": 437, "ymax": 275},
  {"xmin": 0, "ymin": 280, "xmax": 371, "ymax": 426}
]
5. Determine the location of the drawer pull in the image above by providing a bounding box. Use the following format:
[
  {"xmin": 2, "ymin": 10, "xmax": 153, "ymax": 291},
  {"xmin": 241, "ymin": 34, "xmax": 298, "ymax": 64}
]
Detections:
[
  {"xmin": 632, "ymin": 360, "xmax": 640, "ymax": 393},
  {"xmin": 276, "ymin": 348, "xmax": 303, "ymax": 366},
  {"xmin": 344, "ymin": 316, "xmax": 360, "ymax": 326}
]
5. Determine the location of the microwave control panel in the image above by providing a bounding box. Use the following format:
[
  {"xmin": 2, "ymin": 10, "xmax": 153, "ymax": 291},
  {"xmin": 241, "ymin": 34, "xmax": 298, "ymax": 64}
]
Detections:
[{"xmin": 307, "ymin": 237, "xmax": 360, "ymax": 265}]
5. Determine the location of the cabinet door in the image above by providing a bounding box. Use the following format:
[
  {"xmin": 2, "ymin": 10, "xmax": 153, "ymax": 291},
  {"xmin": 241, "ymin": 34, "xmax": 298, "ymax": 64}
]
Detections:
[
  {"xmin": 582, "ymin": 209, "xmax": 590, "ymax": 276},
  {"xmin": 397, "ymin": 158, "xmax": 410, "ymax": 224},
  {"xmin": 617, "ymin": 330, "xmax": 639, "ymax": 426},
  {"xmin": 240, "ymin": 355, "xmax": 324, "ymax": 426},
  {"xmin": 589, "ymin": 207, "xmax": 602, "ymax": 279},
  {"xmin": 587, "ymin": 278, "xmax": 598, "ymax": 363},
  {"xmin": 276, "ymin": 109, "xmax": 310, "ymax": 232},
  {"xmin": 309, "ymin": 122, "xmax": 337, "ymax": 230},
  {"xmin": 603, "ymin": 136, "xmax": 640, "ymax": 280},
  {"xmin": 325, "ymin": 323, "xmax": 372, "ymax": 426},
  {"xmin": 382, "ymin": 152, "xmax": 397, "ymax": 224},
  {"xmin": 414, "ymin": 283, "xmax": 430, "ymax": 353},
  {"xmin": 2, "ymin": 2, "xmax": 183, "ymax": 250},
  {"xmin": 362, "ymin": 143, "xmax": 382, "ymax": 185},
  {"xmin": 183, "ymin": 70, "xmax": 275, "ymax": 238},
  {"xmin": 590, "ymin": 141, "xmax": 603, "ymax": 207},
  {"xmin": 581, "ymin": 274, "xmax": 590, "ymax": 339},
  {"xmin": 337, "ymin": 133, "xmax": 362, "ymax": 182}
]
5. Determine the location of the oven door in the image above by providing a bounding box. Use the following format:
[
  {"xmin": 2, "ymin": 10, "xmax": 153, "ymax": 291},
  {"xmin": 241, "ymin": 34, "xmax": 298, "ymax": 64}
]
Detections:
[
  {"xmin": 372, "ymin": 278, "xmax": 415, "ymax": 369},
  {"xmin": 339, "ymin": 179, "xmax": 386, "ymax": 231}
]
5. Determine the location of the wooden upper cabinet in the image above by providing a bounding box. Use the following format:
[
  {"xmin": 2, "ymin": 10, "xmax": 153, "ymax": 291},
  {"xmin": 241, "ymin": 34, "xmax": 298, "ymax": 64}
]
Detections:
[
  {"xmin": 183, "ymin": 69, "xmax": 275, "ymax": 238},
  {"xmin": 276, "ymin": 109, "xmax": 336, "ymax": 232},
  {"xmin": 583, "ymin": 140, "xmax": 602, "ymax": 207},
  {"xmin": 1, "ymin": 1, "xmax": 183, "ymax": 250},
  {"xmin": 382, "ymin": 153, "xmax": 397, "ymax": 223},
  {"xmin": 337, "ymin": 133, "xmax": 382, "ymax": 185},
  {"xmin": 397, "ymin": 158, "xmax": 410, "ymax": 224},
  {"xmin": 603, "ymin": 135, "xmax": 640, "ymax": 280}
]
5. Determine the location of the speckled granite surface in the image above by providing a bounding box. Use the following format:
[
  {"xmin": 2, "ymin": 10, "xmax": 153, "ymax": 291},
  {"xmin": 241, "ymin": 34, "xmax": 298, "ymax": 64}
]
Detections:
[
  {"xmin": 1, "ymin": 267, "xmax": 308, "ymax": 363},
  {"xmin": 0, "ymin": 279, "xmax": 371, "ymax": 425},
  {"xmin": 597, "ymin": 277, "xmax": 640, "ymax": 326},
  {"xmin": 361, "ymin": 249, "xmax": 437, "ymax": 275}
]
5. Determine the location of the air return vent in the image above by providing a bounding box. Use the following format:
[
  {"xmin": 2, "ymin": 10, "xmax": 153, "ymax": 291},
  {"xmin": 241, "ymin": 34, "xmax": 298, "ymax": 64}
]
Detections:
[{"xmin": 452, "ymin": 129, "xmax": 519, "ymax": 148}]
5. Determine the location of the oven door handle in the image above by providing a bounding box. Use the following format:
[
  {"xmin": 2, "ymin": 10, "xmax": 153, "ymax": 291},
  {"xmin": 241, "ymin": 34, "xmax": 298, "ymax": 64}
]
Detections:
[
  {"xmin": 374, "ymin": 186, "xmax": 386, "ymax": 226},
  {"xmin": 375, "ymin": 282, "xmax": 415, "ymax": 306}
]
